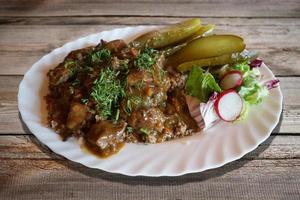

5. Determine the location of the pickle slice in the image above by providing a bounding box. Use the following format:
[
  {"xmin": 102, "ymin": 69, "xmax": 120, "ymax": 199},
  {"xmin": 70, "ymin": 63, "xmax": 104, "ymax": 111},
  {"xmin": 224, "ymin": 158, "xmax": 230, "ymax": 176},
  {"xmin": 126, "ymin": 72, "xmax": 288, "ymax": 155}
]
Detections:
[
  {"xmin": 185, "ymin": 23, "xmax": 215, "ymax": 42},
  {"xmin": 133, "ymin": 18, "xmax": 202, "ymax": 49},
  {"xmin": 163, "ymin": 24, "xmax": 216, "ymax": 57},
  {"xmin": 177, "ymin": 54, "xmax": 234, "ymax": 72},
  {"xmin": 167, "ymin": 35, "xmax": 246, "ymax": 66}
]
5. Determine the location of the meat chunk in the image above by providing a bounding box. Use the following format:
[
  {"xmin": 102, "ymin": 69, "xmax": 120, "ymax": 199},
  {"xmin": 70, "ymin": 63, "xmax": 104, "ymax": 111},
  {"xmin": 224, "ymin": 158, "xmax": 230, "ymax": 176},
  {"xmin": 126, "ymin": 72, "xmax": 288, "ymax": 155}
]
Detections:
[
  {"xmin": 167, "ymin": 90, "xmax": 199, "ymax": 131},
  {"xmin": 127, "ymin": 106, "xmax": 196, "ymax": 143},
  {"xmin": 47, "ymin": 64, "xmax": 73, "ymax": 86},
  {"xmin": 105, "ymin": 39, "xmax": 127, "ymax": 53},
  {"xmin": 47, "ymin": 47, "xmax": 94, "ymax": 85},
  {"xmin": 120, "ymin": 54, "xmax": 171, "ymax": 118},
  {"xmin": 127, "ymin": 70, "xmax": 153, "ymax": 86},
  {"xmin": 86, "ymin": 120, "xmax": 127, "ymax": 150},
  {"xmin": 127, "ymin": 108, "xmax": 166, "ymax": 143},
  {"xmin": 128, "ymin": 108, "xmax": 166, "ymax": 131},
  {"xmin": 66, "ymin": 103, "xmax": 89, "ymax": 130}
]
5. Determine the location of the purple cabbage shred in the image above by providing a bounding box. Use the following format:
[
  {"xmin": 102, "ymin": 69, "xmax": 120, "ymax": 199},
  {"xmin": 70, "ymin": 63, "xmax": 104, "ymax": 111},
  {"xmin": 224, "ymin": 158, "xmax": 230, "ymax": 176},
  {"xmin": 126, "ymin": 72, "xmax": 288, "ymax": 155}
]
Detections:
[
  {"xmin": 209, "ymin": 92, "xmax": 218, "ymax": 101},
  {"xmin": 250, "ymin": 58, "xmax": 263, "ymax": 69},
  {"xmin": 265, "ymin": 79, "xmax": 280, "ymax": 90}
]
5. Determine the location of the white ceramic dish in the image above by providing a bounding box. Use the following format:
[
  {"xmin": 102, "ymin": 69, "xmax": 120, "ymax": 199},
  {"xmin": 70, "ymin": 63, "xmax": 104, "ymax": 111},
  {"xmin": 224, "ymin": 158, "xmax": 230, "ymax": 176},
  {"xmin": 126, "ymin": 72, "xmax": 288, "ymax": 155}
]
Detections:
[{"xmin": 18, "ymin": 26, "xmax": 283, "ymax": 176}]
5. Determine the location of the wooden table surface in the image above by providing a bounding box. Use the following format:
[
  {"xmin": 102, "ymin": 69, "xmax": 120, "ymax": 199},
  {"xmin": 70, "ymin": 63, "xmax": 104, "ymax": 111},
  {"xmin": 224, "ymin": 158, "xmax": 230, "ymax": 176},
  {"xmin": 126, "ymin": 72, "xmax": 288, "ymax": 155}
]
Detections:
[{"xmin": 1, "ymin": 0, "xmax": 300, "ymax": 199}]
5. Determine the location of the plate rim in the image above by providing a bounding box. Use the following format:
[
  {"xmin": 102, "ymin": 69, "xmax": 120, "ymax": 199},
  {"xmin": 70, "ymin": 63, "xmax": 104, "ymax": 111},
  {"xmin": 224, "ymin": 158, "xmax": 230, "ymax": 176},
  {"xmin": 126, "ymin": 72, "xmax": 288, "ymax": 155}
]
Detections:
[{"xmin": 18, "ymin": 26, "xmax": 283, "ymax": 177}]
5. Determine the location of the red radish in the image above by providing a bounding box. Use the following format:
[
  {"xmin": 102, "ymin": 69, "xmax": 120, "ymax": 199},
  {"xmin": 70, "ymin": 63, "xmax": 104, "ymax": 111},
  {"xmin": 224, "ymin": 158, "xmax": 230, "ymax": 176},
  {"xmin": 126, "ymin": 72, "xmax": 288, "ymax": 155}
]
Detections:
[
  {"xmin": 219, "ymin": 70, "xmax": 243, "ymax": 90},
  {"xmin": 214, "ymin": 89, "xmax": 243, "ymax": 122}
]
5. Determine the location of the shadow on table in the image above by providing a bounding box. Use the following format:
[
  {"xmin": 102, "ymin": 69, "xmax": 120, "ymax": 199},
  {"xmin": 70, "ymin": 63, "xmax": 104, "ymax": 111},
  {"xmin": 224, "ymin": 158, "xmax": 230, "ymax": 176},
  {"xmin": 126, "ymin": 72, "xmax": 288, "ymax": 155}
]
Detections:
[{"xmin": 21, "ymin": 111, "xmax": 283, "ymax": 186}]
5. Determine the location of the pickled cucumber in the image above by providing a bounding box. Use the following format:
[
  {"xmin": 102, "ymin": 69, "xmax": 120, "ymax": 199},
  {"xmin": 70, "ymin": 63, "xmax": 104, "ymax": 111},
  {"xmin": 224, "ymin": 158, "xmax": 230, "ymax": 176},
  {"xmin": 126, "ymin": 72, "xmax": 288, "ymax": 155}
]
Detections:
[
  {"xmin": 133, "ymin": 18, "xmax": 202, "ymax": 49},
  {"xmin": 163, "ymin": 24, "xmax": 216, "ymax": 57},
  {"xmin": 167, "ymin": 35, "xmax": 246, "ymax": 66},
  {"xmin": 185, "ymin": 24, "xmax": 215, "ymax": 42},
  {"xmin": 177, "ymin": 54, "xmax": 235, "ymax": 72}
]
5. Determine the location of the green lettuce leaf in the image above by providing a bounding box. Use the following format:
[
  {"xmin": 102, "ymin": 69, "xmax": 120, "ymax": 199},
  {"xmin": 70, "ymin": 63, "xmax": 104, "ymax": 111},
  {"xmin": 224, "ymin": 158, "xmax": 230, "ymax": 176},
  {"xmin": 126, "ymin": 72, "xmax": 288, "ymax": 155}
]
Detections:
[
  {"xmin": 228, "ymin": 60, "xmax": 269, "ymax": 105},
  {"xmin": 239, "ymin": 67, "xmax": 268, "ymax": 104},
  {"xmin": 231, "ymin": 61, "xmax": 250, "ymax": 73},
  {"xmin": 186, "ymin": 67, "xmax": 222, "ymax": 102},
  {"xmin": 228, "ymin": 61, "xmax": 269, "ymax": 120}
]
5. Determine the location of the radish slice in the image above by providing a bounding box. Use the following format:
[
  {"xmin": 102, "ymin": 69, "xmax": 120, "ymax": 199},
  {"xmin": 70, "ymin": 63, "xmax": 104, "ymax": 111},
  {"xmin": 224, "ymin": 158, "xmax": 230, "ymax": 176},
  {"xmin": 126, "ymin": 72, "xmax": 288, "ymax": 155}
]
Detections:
[
  {"xmin": 214, "ymin": 90, "xmax": 243, "ymax": 122},
  {"xmin": 219, "ymin": 70, "xmax": 243, "ymax": 90}
]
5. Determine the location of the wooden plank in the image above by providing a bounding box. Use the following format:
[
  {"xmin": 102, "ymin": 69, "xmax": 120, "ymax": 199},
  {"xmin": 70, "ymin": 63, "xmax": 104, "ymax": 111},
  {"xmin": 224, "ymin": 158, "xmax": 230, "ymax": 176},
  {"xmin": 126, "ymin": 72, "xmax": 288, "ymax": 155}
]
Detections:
[
  {"xmin": 1, "ymin": 134, "xmax": 300, "ymax": 199},
  {"xmin": 0, "ymin": 158, "xmax": 299, "ymax": 199},
  {"xmin": 0, "ymin": 76, "xmax": 299, "ymax": 134},
  {"xmin": 1, "ymin": 2, "xmax": 299, "ymax": 199},
  {"xmin": 1, "ymin": 135, "xmax": 299, "ymax": 160},
  {"xmin": 0, "ymin": 17, "xmax": 299, "ymax": 75},
  {"xmin": 1, "ymin": 15, "xmax": 300, "ymax": 26},
  {"xmin": 1, "ymin": 16, "xmax": 300, "ymax": 26},
  {"xmin": 0, "ymin": 0, "xmax": 300, "ymax": 17}
]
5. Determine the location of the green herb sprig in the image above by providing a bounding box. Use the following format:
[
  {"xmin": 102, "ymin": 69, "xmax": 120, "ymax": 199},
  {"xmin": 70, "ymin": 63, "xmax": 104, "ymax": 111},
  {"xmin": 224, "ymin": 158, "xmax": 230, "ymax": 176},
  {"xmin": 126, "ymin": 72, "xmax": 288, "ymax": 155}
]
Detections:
[
  {"xmin": 124, "ymin": 95, "xmax": 142, "ymax": 115},
  {"xmin": 91, "ymin": 67, "xmax": 125, "ymax": 120},
  {"xmin": 140, "ymin": 127, "xmax": 150, "ymax": 135},
  {"xmin": 134, "ymin": 48, "xmax": 159, "ymax": 70},
  {"xmin": 91, "ymin": 48, "xmax": 111, "ymax": 64}
]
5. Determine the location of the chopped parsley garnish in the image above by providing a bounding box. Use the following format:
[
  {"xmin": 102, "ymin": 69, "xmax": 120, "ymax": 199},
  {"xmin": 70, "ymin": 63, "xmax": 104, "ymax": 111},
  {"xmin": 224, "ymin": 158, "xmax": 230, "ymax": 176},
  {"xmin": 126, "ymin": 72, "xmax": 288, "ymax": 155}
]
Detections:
[
  {"xmin": 64, "ymin": 59, "xmax": 78, "ymax": 77},
  {"xmin": 81, "ymin": 98, "xmax": 89, "ymax": 105},
  {"xmin": 91, "ymin": 48, "xmax": 111, "ymax": 64},
  {"xmin": 71, "ymin": 79, "xmax": 80, "ymax": 86},
  {"xmin": 143, "ymin": 47, "xmax": 159, "ymax": 57},
  {"xmin": 114, "ymin": 109, "xmax": 120, "ymax": 122},
  {"xmin": 140, "ymin": 127, "xmax": 150, "ymax": 135},
  {"xmin": 135, "ymin": 53, "xmax": 153, "ymax": 70},
  {"xmin": 69, "ymin": 86, "xmax": 74, "ymax": 94},
  {"xmin": 119, "ymin": 59, "xmax": 129, "ymax": 70},
  {"xmin": 125, "ymin": 95, "xmax": 142, "ymax": 115},
  {"xmin": 129, "ymin": 95, "xmax": 142, "ymax": 106},
  {"xmin": 125, "ymin": 99, "xmax": 132, "ymax": 115},
  {"xmin": 134, "ymin": 48, "xmax": 159, "ymax": 70},
  {"xmin": 64, "ymin": 60, "xmax": 76, "ymax": 69},
  {"xmin": 91, "ymin": 67, "xmax": 125, "ymax": 120},
  {"xmin": 159, "ymin": 68, "xmax": 166, "ymax": 82},
  {"xmin": 135, "ymin": 80, "xmax": 145, "ymax": 90},
  {"xmin": 126, "ymin": 126, "xmax": 134, "ymax": 133}
]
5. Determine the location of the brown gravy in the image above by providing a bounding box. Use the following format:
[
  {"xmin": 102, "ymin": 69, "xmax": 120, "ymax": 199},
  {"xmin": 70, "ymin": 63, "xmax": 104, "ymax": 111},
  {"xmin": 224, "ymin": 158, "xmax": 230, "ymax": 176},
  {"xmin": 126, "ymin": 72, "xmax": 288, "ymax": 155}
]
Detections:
[{"xmin": 81, "ymin": 140, "xmax": 125, "ymax": 158}]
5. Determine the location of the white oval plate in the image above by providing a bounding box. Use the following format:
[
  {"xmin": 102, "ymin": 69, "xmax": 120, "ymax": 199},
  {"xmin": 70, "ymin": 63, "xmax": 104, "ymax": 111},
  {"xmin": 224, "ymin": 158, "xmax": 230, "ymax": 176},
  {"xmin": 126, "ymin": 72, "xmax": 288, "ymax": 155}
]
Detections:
[{"xmin": 18, "ymin": 26, "xmax": 283, "ymax": 177}]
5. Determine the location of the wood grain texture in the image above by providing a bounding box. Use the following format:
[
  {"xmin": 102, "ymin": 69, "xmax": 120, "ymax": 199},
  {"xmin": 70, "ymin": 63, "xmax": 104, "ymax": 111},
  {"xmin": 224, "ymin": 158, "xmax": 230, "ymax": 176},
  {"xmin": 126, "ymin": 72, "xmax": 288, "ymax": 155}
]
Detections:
[
  {"xmin": 0, "ymin": 135, "xmax": 300, "ymax": 200},
  {"xmin": 0, "ymin": 17, "xmax": 299, "ymax": 75},
  {"xmin": 1, "ymin": 1, "xmax": 300, "ymax": 199},
  {"xmin": 1, "ymin": 135, "xmax": 299, "ymax": 160},
  {"xmin": 1, "ymin": 158, "xmax": 300, "ymax": 199},
  {"xmin": 1, "ymin": 0, "xmax": 300, "ymax": 17}
]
